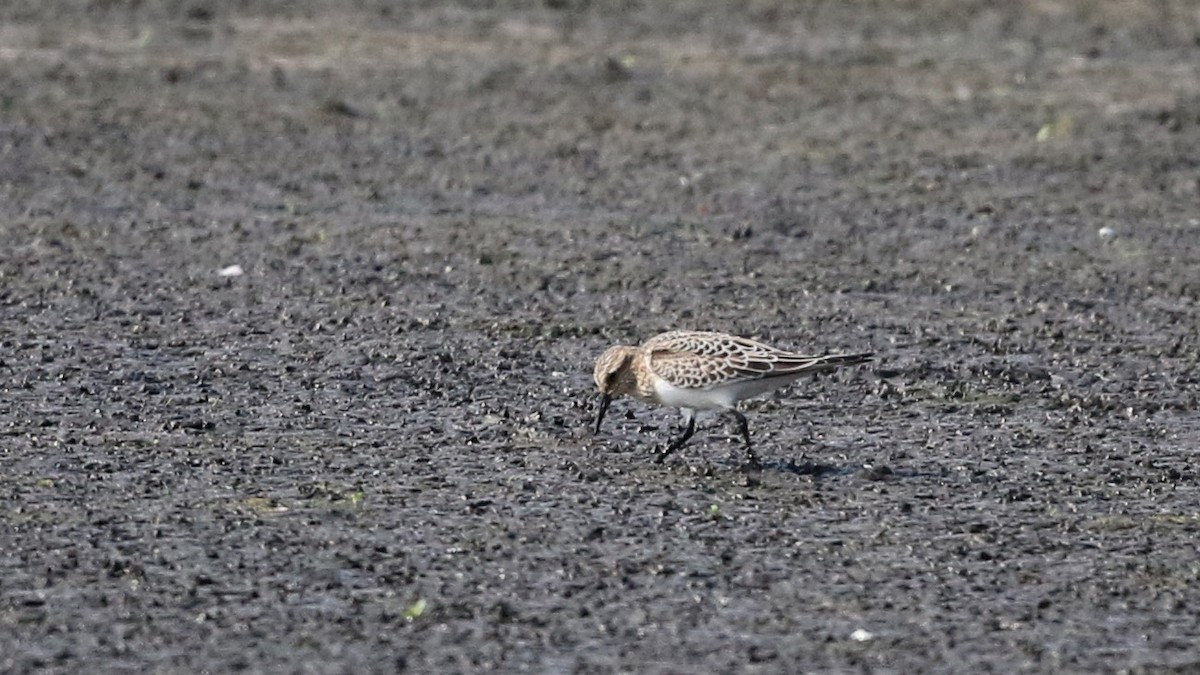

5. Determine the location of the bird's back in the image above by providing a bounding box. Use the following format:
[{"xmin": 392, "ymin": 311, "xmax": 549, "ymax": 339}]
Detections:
[{"xmin": 642, "ymin": 330, "xmax": 871, "ymax": 390}]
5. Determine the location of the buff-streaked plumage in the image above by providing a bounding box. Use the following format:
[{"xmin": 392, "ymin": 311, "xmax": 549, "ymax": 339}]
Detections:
[
  {"xmin": 592, "ymin": 330, "xmax": 873, "ymax": 468},
  {"xmin": 642, "ymin": 330, "xmax": 867, "ymax": 390}
]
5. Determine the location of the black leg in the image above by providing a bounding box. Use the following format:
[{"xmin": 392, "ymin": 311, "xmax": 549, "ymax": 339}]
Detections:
[
  {"xmin": 731, "ymin": 410, "xmax": 761, "ymax": 471},
  {"xmin": 654, "ymin": 415, "xmax": 695, "ymax": 464}
]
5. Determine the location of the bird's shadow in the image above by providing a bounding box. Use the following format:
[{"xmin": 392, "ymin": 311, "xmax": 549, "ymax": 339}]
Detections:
[
  {"xmin": 750, "ymin": 456, "xmax": 935, "ymax": 482},
  {"xmin": 766, "ymin": 457, "xmax": 855, "ymax": 479}
]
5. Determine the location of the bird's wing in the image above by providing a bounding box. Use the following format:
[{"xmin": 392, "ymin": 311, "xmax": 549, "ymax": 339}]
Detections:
[{"xmin": 643, "ymin": 331, "xmax": 846, "ymax": 389}]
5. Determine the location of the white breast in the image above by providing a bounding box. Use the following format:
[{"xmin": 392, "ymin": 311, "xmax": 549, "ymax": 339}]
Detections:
[
  {"xmin": 652, "ymin": 378, "xmax": 737, "ymax": 410},
  {"xmin": 652, "ymin": 373, "xmax": 805, "ymax": 410}
]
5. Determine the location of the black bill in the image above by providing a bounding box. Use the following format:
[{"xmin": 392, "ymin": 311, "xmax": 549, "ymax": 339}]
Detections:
[{"xmin": 594, "ymin": 394, "xmax": 612, "ymax": 434}]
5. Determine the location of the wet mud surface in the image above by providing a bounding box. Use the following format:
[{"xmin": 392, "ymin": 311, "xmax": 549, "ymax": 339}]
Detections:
[{"xmin": 2, "ymin": 1, "xmax": 1200, "ymax": 672}]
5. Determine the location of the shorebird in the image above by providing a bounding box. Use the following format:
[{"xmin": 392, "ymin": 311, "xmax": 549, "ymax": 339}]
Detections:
[{"xmin": 592, "ymin": 330, "xmax": 872, "ymax": 468}]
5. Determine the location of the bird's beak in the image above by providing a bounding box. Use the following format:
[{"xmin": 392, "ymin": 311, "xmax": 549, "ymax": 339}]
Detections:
[{"xmin": 594, "ymin": 394, "xmax": 612, "ymax": 434}]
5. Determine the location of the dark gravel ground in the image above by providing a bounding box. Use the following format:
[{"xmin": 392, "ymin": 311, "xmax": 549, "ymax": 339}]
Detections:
[{"xmin": 2, "ymin": 1, "xmax": 1200, "ymax": 672}]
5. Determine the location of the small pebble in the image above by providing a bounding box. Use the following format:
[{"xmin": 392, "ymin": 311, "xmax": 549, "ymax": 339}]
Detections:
[{"xmin": 850, "ymin": 628, "xmax": 874, "ymax": 642}]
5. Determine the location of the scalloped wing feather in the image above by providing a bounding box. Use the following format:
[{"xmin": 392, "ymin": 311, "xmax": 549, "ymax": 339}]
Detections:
[{"xmin": 643, "ymin": 331, "xmax": 855, "ymax": 389}]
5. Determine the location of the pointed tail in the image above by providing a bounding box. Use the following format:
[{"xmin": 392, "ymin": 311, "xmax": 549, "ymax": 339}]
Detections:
[
  {"xmin": 767, "ymin": 351, "xmax": 873, "ymax": 379},
  {"xmin": 816, "ymin": 352, "xmax": 873, "ymax": 368}
]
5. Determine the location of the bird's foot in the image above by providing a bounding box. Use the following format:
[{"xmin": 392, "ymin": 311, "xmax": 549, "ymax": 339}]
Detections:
[{"xmin": 740, "ymin": 453, "xmax": 763, "ymax": 473}]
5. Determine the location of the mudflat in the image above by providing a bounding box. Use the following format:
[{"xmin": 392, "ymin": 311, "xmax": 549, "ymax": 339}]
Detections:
[{"xmin": 2, "ymin": 1, "xmax": 1199, "ymax": 672}]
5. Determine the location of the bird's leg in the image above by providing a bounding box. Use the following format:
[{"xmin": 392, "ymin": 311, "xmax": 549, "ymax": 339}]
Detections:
[
  {"xmin": 731, "ymin": 410, "xmax": 761, "ymax": 471},
  {"xmin": 654, "ymin": 410, "xmax": 695, "ymax": 464}
]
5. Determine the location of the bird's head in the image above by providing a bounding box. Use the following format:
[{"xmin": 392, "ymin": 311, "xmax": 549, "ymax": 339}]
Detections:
[{"xmin": 592, "ymin": 345, "xmax": 639, "ymax": 434}]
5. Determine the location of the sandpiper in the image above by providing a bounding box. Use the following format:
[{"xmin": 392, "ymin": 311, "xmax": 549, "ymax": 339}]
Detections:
[{"xmin": 592, "ymin": 330, "xmax": 872, "ymax": 468}]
